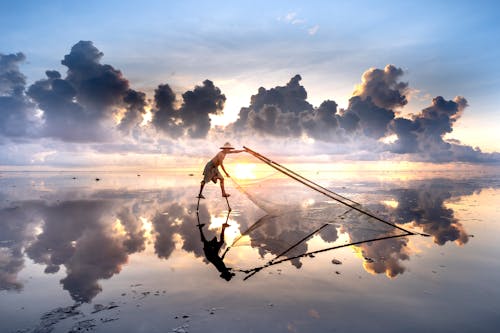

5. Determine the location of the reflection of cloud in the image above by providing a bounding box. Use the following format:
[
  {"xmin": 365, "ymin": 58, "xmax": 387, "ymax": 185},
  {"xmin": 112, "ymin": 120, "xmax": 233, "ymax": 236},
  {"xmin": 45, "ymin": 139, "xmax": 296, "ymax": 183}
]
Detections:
[
  {"xmin": 344, "ymin": 178, "xmax": 483, "ymax": 277},
  {"xmin": 388, "ymin": 180, "xmax": 471, "ymax": 246},
  {"xmin": 358, "ymin": 237, "xmax": 410, "ymax": 278},
  {"xmin": 236, "ymin": 175, "xmax": 498, "ymax": 278},
  {"xmin": 0, "ymin": 175, "xmax": 494, "ymax": 295},
  {"xmin": 0, "ymin": 203, "xmax": 38, "ymax": 291},
  {"xmin": 0, "ymin": 247, "xmax": 24, "ymax": 291},
  {"xmin": 117, "ymin": 207, "xmax": 146, "ymax": 253},
  {"xmin": 60, "ymin": 229, "xmax": 129, "ymax": 302},
  {"xmin": 23, "ymin": 200, "xmax": 143, "ymax": 302},
  {"xmin": 152, "ymin": 202, "xmax": 206, "ymax": 260},
  {"xmin": 0, "ymin": 186, "xmax": 182, "ymax": 301}
]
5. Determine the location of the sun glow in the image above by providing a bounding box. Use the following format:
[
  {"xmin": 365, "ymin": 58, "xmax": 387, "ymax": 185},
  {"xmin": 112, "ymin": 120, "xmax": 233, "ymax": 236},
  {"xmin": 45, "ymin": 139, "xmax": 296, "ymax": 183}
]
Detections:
[
  {"xmin": 231, "ymin": 163, "xmax": 257, "ymax": 180},
  {"xmin": 209, "ymin": 215, "xmax": 241, "ymax": 245},
  {"xmin": 140, "ymin": 108, "xmax": 152, "ymax": 126},
  {"xmin": 382, "ymin": 199, "xmax": 399, "ymax": 209},
  {"xmin": 379, "ymin": 134, "xmax": 398, "ymax": 144},
  {"xmin": 113, "ymin": 218, "xmax": 127, "ymax": 236},
  {"xmin": 140, "ymin": 216, "xmax": 154, "ymax": 238}
]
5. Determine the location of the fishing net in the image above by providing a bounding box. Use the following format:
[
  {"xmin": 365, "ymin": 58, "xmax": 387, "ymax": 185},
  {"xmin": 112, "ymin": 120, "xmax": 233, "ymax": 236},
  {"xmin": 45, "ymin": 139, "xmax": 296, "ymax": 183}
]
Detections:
[{"xmin": 221, "ymin": 147, "xmax": 419, "ymax": 277}]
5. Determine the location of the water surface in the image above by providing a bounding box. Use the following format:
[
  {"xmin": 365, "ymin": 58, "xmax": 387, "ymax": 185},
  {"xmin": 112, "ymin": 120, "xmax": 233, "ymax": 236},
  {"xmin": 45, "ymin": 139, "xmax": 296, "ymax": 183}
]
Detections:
[{"xmin": 1, "ymin": 169, "xmax": 499, "ymax": 332}]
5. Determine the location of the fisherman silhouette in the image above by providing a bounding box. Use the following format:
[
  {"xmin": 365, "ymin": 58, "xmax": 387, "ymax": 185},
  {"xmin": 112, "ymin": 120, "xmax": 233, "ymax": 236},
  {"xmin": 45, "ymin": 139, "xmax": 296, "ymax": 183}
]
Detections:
[
  {"xmin": 197, "ymin": 220, "xmax": 235, "ymax": 281},
  {"xmin": 198, "ymin": 142, "xmax": 244, "ymax": 199}
]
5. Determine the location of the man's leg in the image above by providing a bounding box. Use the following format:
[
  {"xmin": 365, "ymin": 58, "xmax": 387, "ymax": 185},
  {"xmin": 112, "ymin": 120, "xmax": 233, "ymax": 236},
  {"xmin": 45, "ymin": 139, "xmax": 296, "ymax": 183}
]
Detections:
[
  {"xmin": 220, "ymin": 178, "xmax": 230, "ymax": 197},
  {"xmin": 198, "ymin": 181, "xmax": 206, "ymax": 199}
]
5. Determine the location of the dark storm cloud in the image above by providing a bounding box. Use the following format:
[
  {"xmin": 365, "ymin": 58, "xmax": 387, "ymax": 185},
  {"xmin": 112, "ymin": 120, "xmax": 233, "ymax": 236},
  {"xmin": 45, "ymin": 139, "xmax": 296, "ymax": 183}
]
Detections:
[
  {"xmin": 4, "ymin": 41, "xmax": 166, "ymax": 141},
  {"xmin": 27, "ymin": 70, "xmax": 106, "ymax": 141},
  {"xmin": 25, "ymin": 41, "xmax": 146, "ymax": 141},
  {"xmin": 342, "ymin": 96, "xmax": 395, "ymax": 139},
  {"xmin": 118, "ymin": 89, "xmax": 147, "ymax": 135},
  {"xmin": 3, "ymin": 41, "xmax": 231, "ymax": 142},
  {"xmin": 0, "ymin": 52, "xmax": 26, "ymax": 95},
  {"xmin": 2, "ymin": 40, "xmax": 498, "ymax": 164},
  {"xmin": 151, "ymin": 80, "xmax": 226, "ymax": 138},
  {"xmin": 386, "ymin": 95, "xmax": 500, "ymax": 162},
  {"xmin": 151, "ymin": 84, "xmax": 182, "ymax": 137},
  {"xmin": 61, "ymin": 41, "xmax": 129, "ymax": 111},
  {"xmin": 231, "ymin": 75, "xmax": 350, "ymax": 140},
  {"xmin": 230, "ymin": 72, "xmax": 399, "ymax": 141},
  {"xmin": 389, "ymin": 117, "xmax": 419, "ymax": 154},
  {"xmin": 0, "ymin": 52, "xmax": 36, "ymax": 137},
  {"xmin": 0, "ymin": 41, "xmax": 155, "ymax": 142},
  {"xmin": 248, "ymin": 74, "xmax": 311, "ymax": 114},
  {"xmin": 229, "ymin": 66, "xmax": 499, "ymax": 163},
  {"xmin": 352, "ymin": 64, "xmax": 408, "ymax": 109}
]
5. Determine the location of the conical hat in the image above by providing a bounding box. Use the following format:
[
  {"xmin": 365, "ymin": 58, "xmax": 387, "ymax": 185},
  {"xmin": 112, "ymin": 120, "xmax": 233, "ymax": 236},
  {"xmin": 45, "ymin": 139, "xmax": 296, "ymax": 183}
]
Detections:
[{"xmin": 220, "ymin": 142, "xmax": 234, "ymax": 150}]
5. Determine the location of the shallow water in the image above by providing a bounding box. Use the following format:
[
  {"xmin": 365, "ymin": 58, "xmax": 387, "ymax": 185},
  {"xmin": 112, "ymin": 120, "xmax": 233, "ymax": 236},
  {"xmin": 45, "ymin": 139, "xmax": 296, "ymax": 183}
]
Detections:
[{"xmin": 1, "ymin": 169, "xmax": 499, "ymax": 332}]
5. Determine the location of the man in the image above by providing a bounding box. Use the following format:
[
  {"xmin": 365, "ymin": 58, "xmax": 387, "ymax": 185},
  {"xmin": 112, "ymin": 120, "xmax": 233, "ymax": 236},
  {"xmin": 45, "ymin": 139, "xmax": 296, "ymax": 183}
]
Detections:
[
  {"xmin": 197, "ymin": 142, "xmax": 244, "ymax": 199},
  {"xmin": 197, "ymin": 220, "xmax": 235, "ymax": 281}
]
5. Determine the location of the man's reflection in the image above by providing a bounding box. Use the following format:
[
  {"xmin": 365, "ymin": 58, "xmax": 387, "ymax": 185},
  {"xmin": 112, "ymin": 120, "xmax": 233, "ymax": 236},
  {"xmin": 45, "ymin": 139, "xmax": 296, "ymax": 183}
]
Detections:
[{"xmin": 197, "ymin": 220, "xmax": 235, "ymax": 281}]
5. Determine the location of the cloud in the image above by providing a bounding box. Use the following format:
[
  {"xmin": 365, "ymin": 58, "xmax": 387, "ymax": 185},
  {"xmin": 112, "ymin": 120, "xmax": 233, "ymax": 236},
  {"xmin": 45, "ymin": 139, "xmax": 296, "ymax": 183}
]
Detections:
[
  {"xmin": 1, "ymin": 41, "xmax": 499, "ymax": 164},
  {"xmin": 386, "ymin": 95, "xmax": 500, "ymax": 162},
  {"xmin": 228, "ymin": 73, "xmax": 396, "ymax": 141},
  {"xmin": 0, "ymin": 52, "xmax": 37, "ymax": 137},
  {"xmin": 353, "ymin": 65, "xmax": 408, "ymax": 109},
  {"xmin": 0, "ymin": 52, "xmax": 26, "ymax": 95},
  {"xmin": 280, "ymin": 12, "xmax": 318, "ymax": 36},
  {"xmin": 3, "ymin": 41, "xmax": 227, "ymax": 143},
  {"xmin": 24, "ymin": 43, "xmax": 118, "ymax": 141},
  {"xmin": 343, "ymin": 96, "xmax": 395, "ymax": 139},
  {"xmin": 150, "ymin": 79, "xmax": 227, "ymax": 139},
  {"xmin": 308, "ymin": 25, "xmax": 319, "ymax": 35},
  {"xmin": 118, "ymin": 89, "xmax": 147, "ymax": 135},
  {"xmin": 227, "ymin": 66, "xmax": 499, "ymax": 163},
  {"xmin": 25, "ymin": 41, "xmax": 151, "ymax": 142},
  {"xmin": 230, "ymin": 75, "xmax": 345, "ymax": 140}
]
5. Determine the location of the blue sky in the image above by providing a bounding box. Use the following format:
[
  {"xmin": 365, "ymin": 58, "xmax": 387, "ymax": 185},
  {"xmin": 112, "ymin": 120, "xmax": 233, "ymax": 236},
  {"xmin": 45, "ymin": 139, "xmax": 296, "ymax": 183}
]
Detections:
[{"xmin": 1, "ymin": 0, "xmax": 499, "ymax": 167}]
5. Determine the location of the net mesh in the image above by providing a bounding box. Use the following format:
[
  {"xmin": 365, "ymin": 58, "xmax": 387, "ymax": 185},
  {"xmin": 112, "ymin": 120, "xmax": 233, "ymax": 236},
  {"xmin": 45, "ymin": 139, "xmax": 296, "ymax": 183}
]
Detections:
[{"xmin": 221, "ymin": 148, "xmax": 416, "ymax": 276}]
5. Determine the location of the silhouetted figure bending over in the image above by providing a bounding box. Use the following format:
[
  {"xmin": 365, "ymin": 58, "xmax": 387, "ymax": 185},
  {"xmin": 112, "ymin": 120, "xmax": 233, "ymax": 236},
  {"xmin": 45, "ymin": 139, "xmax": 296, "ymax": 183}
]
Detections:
[
  {"xmin": 197, "ymin": 222, "xmax": 235, "ymax": 281},
  {"xmin": 198, "ymin": 142, "xmax": 244, "ymax": 199}
]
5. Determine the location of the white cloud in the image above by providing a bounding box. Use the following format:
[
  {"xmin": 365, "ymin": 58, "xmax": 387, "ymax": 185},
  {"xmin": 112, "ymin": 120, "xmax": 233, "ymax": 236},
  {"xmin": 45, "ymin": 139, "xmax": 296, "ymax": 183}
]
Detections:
[
  {"xmin": 31, "ymin": 150, "xmax": 57, "ymax": 163},
  {"xmin": 284, "ymin": 12, "xmax": 297, "ymax": 22},
  {"xmin": 308, "ymin": 25, "xmax": 320, "ymax": 36}
]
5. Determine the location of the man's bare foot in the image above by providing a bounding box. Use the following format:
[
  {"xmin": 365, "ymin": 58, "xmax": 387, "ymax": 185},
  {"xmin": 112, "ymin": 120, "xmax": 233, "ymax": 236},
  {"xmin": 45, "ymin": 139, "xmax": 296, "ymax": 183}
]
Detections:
[
  {"xmin": 197, "ymin": 194, "xmax": 205, "ymax": 199},
  {"xmin": 222, "ymin": 193, "xmax": 230, "ymax": 197}
]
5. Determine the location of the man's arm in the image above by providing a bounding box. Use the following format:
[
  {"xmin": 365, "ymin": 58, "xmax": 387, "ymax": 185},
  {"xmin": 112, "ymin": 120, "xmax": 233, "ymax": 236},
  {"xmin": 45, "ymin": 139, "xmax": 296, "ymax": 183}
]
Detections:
[
  {"xmin": 220, "ymin": 162, "xmax": 230, "ymax": 177},
  {"xmin": 228, "ymin": 149, "xmax": 245, "ymax": 154}
]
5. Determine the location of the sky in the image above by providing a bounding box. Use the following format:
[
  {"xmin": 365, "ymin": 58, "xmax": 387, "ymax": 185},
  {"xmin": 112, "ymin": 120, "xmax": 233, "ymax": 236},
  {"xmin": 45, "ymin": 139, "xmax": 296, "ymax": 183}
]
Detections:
[{"xmin": 1, "ymin": 0, "xmax": 500, "ymax": 168}]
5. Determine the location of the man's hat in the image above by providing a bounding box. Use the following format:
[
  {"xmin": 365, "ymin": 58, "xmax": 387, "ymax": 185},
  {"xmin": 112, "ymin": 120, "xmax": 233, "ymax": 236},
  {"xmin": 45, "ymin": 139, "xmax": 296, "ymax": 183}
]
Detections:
[{"xmin": 220, "ymin": 142, "xmax": 234, "ymax": 150}]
